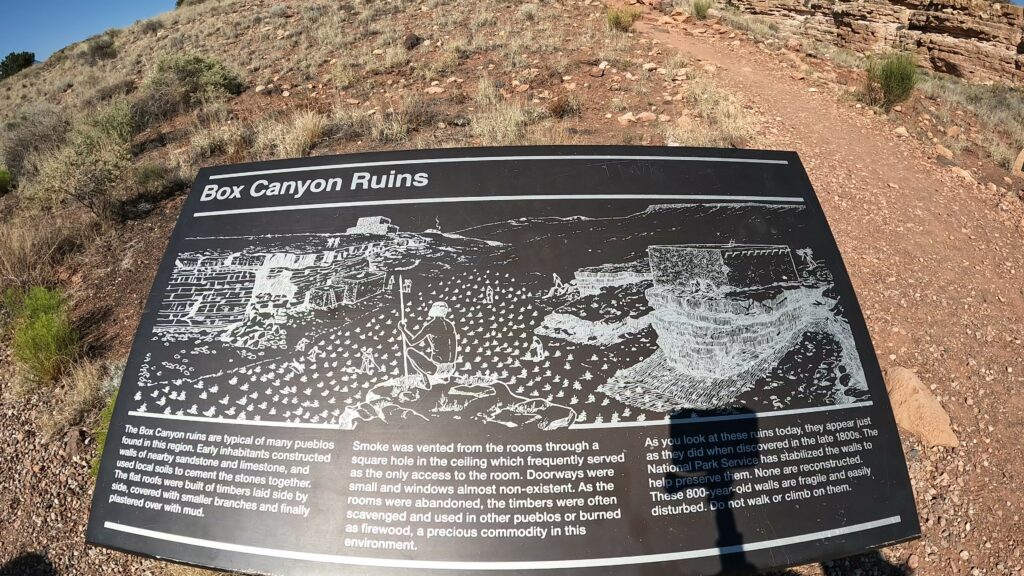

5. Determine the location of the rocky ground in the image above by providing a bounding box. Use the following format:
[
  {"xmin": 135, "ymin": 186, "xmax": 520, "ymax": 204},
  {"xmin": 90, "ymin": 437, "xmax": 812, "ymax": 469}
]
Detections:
[{"xmin": 2, "ymin": 1, "xmax": 1023, "ymax": 575}]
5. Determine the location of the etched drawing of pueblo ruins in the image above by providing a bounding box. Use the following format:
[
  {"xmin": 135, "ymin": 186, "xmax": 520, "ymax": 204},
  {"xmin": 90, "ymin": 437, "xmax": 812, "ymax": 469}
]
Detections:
[{"xmin": 134, "ymin": 202, "xmax": 868, "ymax": 430}]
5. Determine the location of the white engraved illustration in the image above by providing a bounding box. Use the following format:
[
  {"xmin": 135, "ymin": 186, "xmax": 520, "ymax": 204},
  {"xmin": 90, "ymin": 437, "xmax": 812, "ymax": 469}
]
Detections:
[{"xmin": 132, "ymin": 202, "xmax": 870, "ymax": 429}]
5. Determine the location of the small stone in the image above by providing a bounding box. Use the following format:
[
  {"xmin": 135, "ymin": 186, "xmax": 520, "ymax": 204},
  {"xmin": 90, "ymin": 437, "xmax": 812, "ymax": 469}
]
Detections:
[
  {"xmin": 934, "ymin": 144, "xmax": 954, "ymax": 160},
  {"xmin": 657, "ymin": 114, "xmax": 671, "ymax": 122},
  {"xmin": 599, "ymin": 60, "xmax": 609, "ymax": 70},
  {"xmin": 1004, "ymin": 176, "xmax": 1014, "ymax": 185},
  {"xmin": 636, "ymin": 111, "xmax": 657, "ymax": 122},
  {"xmin": 372, "ymin": 48, "xmax": 384, "ymax": 55},
  {"xmin": 785, "ymin": 37, "xmax": 801, "ymax": 51},
  {"xmin": 254, "ymin": 84, "xmax": 266, "ymax": 94},
  {"xmin": 424, "ymin": 86, "xmax": 445, "ymax": 94},
  {"xmin": 960, "ymin": 550, "xmax": 970, "ymax": 561},
  {"xmin": 589, "ymin": 66, "xmax": 605, "ymax": 78},
  {"xmin": 947, "ymin": 125, "xmax": 962, "ymax": 138},
  {"xmin": 617, "ymin": 112, "xmax": 637, "ymax": 126},
  {"xmin": 892, "ymin": 105, "xmax": 903, "ymax": 112},
  {"xmin": 345, "ymin": 98, "xmax": 360, "ymax": 105},
  {"xmin": 402, "ymin": 32, "xmax": 423, "ymax": 51},
  {"xmin": 514, "ymin": 83, "xmax": 530, "ymax": 93},
  {"xmin": 907, "ymin": 554, "xmax": 920, "ymax": 570},
  {"xmin": 887, "ymin": 183, "xmax": 899, "ymax": 189},
  {"xmin": 643, "ymin": 62, "xmax": 658, "ymax": 71},
  {"xmin": 281, "ymin": 90, "xmax": 290, "ymax": 97},
  {"xmin": 807, "ymin": 87, "xmax": 817, "ymax": 92},
  {"xmin": 893, "ymin": 126, "xmax": 910, "ymax": 137}
]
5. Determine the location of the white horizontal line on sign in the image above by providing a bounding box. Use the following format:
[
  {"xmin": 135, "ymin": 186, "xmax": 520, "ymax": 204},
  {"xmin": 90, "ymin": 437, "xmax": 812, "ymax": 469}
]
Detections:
[
  {"xmin": 570, "ymin": 402, "xmax": 874, "ymax": 430},
  {"xmin": 207, "ymin": 154, "xmax": 790, "ymax": 180},
  {"xmin": 194, "ymin": 194, "xmax": 805, "ymax": 218},
  {"xmin": 126, "ymin": 403, "xmax": 866, "ymax": 431},
  {"xmin": 126, "ymin": 411, "xmax": 339, "ymax": 429},
  {"xmin": 104, "ymin": 515, "xmax": 900, "ymax": 570}
]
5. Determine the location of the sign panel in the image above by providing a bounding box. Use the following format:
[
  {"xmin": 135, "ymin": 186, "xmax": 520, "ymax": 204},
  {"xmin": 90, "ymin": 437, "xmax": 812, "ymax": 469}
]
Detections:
[{"xmin": 87, "ymin": 146, "xmax": 919, "ymax": 575}]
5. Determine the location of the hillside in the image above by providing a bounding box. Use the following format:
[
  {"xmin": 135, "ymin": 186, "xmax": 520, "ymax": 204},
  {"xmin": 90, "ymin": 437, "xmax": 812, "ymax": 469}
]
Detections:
[{"xmin": 1, "ymin": 0, "xmax": 1023, "ymax": 575}]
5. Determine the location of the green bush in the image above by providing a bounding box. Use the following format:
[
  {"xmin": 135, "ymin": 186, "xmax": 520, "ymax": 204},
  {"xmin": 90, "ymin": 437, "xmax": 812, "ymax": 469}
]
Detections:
[
  {"xmin": 606, "ymin": 7, "xmax": 642, "ymax": 32},
  {"xmin": 10, "ymin": 287, "xmax": 79, "ymax": 388},
  {"xmin": 863, "ymin": 52, "xmax": 917, "ymax": 109},
  {"xmin": 692, "ymin": 0, "xmax": 713, "ymax": 20},
  {"xmin": 0, "ymin": 168, "xmax": 10, "ymax": 194},
  {"xmin": 0, "ymin": 51, "xmax": 35, "ymax": 80},
  {"xmin": 135, "ymin": 55, "xmax": 245, "ymax": 125}
]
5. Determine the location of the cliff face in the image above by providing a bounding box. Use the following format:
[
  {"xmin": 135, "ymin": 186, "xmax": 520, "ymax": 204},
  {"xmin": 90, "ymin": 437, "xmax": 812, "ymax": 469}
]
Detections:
[{"xmin": 730, "ymin": 0, "xmax": 1024, "ymax": 83}]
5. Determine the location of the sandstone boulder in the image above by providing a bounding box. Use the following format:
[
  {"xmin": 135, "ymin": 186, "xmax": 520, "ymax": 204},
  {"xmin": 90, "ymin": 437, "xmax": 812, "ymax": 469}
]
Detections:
[{"xmin": 884, "ymin": 367, "xmax": 959, "ymax": 448}]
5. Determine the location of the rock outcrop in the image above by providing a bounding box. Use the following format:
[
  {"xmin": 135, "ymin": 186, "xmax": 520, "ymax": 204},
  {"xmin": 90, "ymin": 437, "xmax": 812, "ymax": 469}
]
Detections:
[{"xmin": 730, "ymin": 0, "xmax": 1024, "ymax": 83}]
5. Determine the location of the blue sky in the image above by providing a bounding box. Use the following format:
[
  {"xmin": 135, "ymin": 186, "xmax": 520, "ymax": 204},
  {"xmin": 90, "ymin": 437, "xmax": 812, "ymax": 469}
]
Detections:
[{"xmin": 1, "ymin": 0, "xmax": 175, "ymax": 61}]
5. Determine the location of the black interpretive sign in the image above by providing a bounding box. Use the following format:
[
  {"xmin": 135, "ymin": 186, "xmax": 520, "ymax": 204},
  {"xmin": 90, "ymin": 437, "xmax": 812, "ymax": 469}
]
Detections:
[{"xmin": 87, "ymin": 146, "xmax": 919, "ymax": 575}]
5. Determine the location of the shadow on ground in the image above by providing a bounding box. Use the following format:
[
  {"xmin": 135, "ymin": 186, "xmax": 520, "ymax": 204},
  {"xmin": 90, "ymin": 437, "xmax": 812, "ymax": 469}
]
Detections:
[{"xmin": 0, "ymin": 552, "xmax": 58, "ymax": 576}]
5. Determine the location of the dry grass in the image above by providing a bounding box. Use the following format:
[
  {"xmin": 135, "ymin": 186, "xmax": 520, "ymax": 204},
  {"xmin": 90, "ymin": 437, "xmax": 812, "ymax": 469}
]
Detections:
[
  {"xmin": 0, "ymin": 218, "xmax": 88, "ymax": 292},
  {"xmin": 662, "ymin": 78, "xmax": 755, "ymax": 148},
  {"xmin": 606, "ymin": 7, "xmax": 642, "ymax": 32},
  {"xmin": 254, "ymin": 110, "xmax": 329, "ymax": 159},
  {"xmin": 471, "ymin": 101, "xmax": 531, "ymax": 146},
  {"xmin": 918, "ymin": 74, "xmax": 1024, "ymax": 170},
  {"xmin": 41, "ymin": 358, "xmax": 118, "ymax": 440}
]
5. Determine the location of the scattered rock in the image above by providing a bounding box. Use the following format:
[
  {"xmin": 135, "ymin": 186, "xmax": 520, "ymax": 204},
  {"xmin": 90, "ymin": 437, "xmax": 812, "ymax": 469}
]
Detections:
[
  {"xmin": 424, "ymin": 86, "xmax": 445, "ymax": 94},
  {"xmin": 1013, "ymin": 148, "xmax": 1024, "ymax": 178},
  {"xmin": 907, "ymin": 554, "xmax": 920, "ymax": 570},
  {"xmin": 951, "ymin": 166, "xmax": 976, "ymax": 184},
  {"xmin": 785, "ymin": 37, "xmax": 801, "ymax": 51},
  {"xmin": 884, "ymin": 367, "xmax": 959, "ymax": 448},
  {"xmin": 893, "ymin": 126, "xmax": 910, "ymax": 137},
  {"xmin": 657, "ymin": 114, "xmax": 671, "ymax": 122},
  {"xmin": 254, "ymin": 84, "xmax": 266, "ymax": 94},
  {"xmin": 617, "ymin": 112, "xmax": 637, "ymax": 126},
  {"xmin": 402, "ymin": 32, "xmax": 423, "ymax": 50},
  {"xmin": 642, "ymin": 62, "xmax": 658, "ymax": 71},
  {"xmin": 65, "ymin": 428, "xmax": 86, "ymax": 458},
  {"xmin": 946, "ymin": 125, "xmax": 962, "ymax": 138},
  {"xmin": 281, "ymin": 90, "xmax": 290, "ymax": 97},
  {"xmin": 934, "ymin": 144, "xmax": 954, "ymax": 160},
  {"xmin": 589, "ymin": 66, "xmax": 605, "ymax": 78},
  {"xmin": 636, "ymin": 111, "xmax": 657, "ymax": 122}
]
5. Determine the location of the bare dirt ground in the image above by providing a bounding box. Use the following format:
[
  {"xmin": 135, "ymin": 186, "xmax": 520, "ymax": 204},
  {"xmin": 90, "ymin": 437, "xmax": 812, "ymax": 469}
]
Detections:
[
  {"xmin": 642, "ymin": 11, "xmax": 1024, "ymax": 576},
  {"xmin": 2, "ymin": 2, "xmax": 1023, "ymax": 575}
]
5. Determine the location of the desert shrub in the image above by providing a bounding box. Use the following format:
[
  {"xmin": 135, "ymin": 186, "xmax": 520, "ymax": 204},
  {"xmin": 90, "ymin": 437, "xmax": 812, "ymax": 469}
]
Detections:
[
  {"xmin": 10, "ymin": 287, "xmax": 79, "ymax": 388},
  {"xmin": 0, "ymin": 168, "xmax": 9, "ymax": 194},
  {"xmin": 519, "ymin": 4, "xmax": 538, "ymax": 21},
  {"xmin": 546, "ymin": 94, "xmax": 582, "ymax": 119},
  {"xmin": 22, "ymin": 107, "xmax": 133, "ymax": 221},
  {"xmin": 81, "ymin": 35, "xmax": 118, "ymax": 63},
  {"xmin": 42, "ymin": 359, "xmax": 111, "ymax": 439},
  {"xmin": 176, "ymin": 0, "xmax": 209, "ymax": 7},
  {"xmin": 135, "ymin": 55, "xmax": 245, "ymax": 125},
  {"xmin": 606, "ymin": 7, "xmax": 641, "ymax": 32},
  {"xmin": 88, "ymin": 79, "xmax": 136, "ymax": 105},
  {"xmin": 0, "ymin": 51, "xmax": 35, "ymax": 80},
  {"xmin": 692, "ymin": 0, "xmax": 713, "ymax": 20},
  {"xmin": 862, "ymin": 52, "xmax": 917, "ymax": 109},
  {"xmin": 0, "ymin": 219, "xmax": 83, "ymax": 292},
  {"xmin": 1, "ymin": 103, "xmax": 71, "ymax": 184},
  {"xmin": 189, "ymin": 122, "xmax": 254, "ymax": 164},
  {"xmin": 139, "ymin": 18, "xmax": 164, "ymax": 34}
]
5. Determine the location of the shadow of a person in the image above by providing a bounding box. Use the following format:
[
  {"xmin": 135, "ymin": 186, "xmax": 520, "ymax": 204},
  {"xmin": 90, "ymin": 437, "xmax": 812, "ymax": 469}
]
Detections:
[
  {"xmin": 665, "ymin": 407, "xmax": 761, "ymax": 575},
  {"xmin": 0, "ymin": 551, "xmax": 58, "ymax": 576},
  {"xmin": 821, "ymin": 550, "xmax": 909, "ymax": 575}
]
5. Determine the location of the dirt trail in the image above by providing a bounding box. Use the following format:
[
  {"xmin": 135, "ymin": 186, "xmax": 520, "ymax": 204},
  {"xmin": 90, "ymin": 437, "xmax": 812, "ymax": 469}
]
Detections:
[{"xmin": 642, "ymin": 16, "xmax": 1024, "ymax": 575}]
